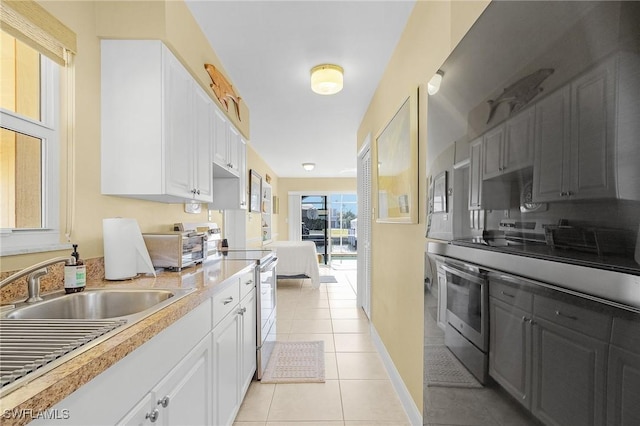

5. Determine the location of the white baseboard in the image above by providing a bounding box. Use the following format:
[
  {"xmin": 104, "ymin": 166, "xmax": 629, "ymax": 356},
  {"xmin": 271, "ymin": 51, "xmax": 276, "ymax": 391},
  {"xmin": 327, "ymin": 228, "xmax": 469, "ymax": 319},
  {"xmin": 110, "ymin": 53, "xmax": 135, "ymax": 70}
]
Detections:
[{"xmin": 371, "ymin": 324, "xmax": 423, "ymax": 426}]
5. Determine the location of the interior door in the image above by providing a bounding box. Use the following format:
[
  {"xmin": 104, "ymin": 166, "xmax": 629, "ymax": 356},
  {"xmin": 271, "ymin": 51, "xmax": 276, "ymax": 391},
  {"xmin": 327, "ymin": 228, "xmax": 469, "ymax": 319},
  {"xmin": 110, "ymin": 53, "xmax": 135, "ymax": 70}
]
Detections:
[{"xmin": 357, "ymin": 140, "xmax": 372, "ymax": 318}]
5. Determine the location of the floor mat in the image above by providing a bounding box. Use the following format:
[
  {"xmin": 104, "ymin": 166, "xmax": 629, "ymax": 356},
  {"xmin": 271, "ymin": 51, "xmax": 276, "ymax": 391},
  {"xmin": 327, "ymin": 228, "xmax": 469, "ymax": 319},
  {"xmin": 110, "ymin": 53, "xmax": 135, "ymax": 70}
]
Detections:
[
  {"xmin": 424, "ymin": 345, "xmax": 482, "ymax": 388},
  {"xmin": 261, "ymin": 341, "xmax": 325, "ymax": 384},
  {"xmin": 319, "ymin": 275, "xmax": 338, "ymax": 283}
]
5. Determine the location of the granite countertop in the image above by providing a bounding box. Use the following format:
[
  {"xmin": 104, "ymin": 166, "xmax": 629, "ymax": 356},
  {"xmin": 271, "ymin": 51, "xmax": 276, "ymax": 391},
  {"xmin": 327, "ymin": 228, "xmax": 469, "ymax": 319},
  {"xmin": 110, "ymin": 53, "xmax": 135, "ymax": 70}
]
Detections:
[{"xmin": 0, "ymin": 257, "xmax": 256, "ymax": 425}]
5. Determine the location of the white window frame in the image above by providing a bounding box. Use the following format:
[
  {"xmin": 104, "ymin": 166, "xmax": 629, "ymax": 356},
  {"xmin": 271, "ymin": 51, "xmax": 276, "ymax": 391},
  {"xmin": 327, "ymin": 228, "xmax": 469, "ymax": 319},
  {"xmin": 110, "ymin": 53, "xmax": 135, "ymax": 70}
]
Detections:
[{"xmin": 0, "ymin": 55, "xmax": 63, "ymax": 255}]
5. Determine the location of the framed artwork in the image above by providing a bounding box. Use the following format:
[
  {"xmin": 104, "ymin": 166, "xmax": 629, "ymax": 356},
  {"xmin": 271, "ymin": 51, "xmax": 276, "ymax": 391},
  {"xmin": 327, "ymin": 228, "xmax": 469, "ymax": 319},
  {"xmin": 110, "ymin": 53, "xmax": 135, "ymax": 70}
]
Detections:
[
  {"xmin": 376, "ymin": 93, "xmax": 418, "ymax": 223},
  {"xmin": 249, "ymin": 169, "xmax": 262, "ymax": 213}
]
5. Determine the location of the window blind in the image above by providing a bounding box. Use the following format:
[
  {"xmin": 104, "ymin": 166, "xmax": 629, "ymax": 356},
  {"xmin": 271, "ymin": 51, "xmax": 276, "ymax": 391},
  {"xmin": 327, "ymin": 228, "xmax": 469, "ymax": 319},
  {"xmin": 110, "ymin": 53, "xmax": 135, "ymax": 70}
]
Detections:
[{"xmin": 1, "ymin": 0, "xmax": 76, "ymax": 65}]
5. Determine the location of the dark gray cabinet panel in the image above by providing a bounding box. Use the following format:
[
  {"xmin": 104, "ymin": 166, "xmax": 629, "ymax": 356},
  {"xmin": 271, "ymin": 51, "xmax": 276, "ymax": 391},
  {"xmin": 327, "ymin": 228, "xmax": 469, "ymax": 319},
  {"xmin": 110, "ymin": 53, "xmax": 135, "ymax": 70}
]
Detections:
[
  {"xmin": 489, "ymin": 297, "xmax": 532, "ymax": 409},
  {"xmin": 607, "ymin": 346, "xmax": 640, "ymax": 426},
  {"xmin": 531, "ymin": 316, "xmax": 608, "ymax": 426}
]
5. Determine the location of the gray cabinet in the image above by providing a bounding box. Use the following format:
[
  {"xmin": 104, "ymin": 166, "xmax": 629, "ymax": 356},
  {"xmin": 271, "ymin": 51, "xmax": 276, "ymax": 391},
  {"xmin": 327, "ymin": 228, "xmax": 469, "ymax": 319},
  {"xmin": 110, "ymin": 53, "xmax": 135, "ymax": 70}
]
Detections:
[
  {"xmin": 531, "ymin": 315, "xmax": 608, "ymax": 426},
  {"xmin": 607, "ymin": 317, "xmax": 640, "ymax": 426},
  {"xmin": 489, "ymin": 278, "xmax": 614, "ymax": 426},
  {"xmin": 482, "ymin": 108, "xmax": 534, "ymax": 180},
  {"xmin": 489, "ymin": 281, "xmax": 533, "ymax": 409},
  {"xmin": 468, "ymin": 137, "xmax": 483, "ymax": 210},
  {"xmin": 533, "ymin": 53, "xmax": 640, "ymax": 202}
]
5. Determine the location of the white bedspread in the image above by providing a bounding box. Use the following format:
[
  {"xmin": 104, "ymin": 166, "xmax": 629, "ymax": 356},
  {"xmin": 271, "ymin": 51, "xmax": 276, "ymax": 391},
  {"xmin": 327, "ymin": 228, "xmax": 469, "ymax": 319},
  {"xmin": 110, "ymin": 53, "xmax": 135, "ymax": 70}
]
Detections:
[{"xmin": 265, "ymin": 241, "xmax": 320, "ymax": 288}]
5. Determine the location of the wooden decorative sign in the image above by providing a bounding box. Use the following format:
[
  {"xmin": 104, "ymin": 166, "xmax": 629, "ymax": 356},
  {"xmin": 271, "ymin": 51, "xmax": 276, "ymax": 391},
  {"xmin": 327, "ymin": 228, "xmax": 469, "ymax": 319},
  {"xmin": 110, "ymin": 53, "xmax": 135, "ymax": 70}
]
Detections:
[{"xmin": 204, "ymin": 63, "xmax": 242, "ymax": 121}]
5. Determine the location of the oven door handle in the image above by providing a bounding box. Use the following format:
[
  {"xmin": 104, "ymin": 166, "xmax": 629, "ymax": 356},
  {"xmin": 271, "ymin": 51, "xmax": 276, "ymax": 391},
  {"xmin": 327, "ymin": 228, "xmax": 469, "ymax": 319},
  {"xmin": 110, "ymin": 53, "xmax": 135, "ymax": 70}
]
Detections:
[
  {"xmin": 441, "ymin": 263, "xmax": 486, "ymax": 286},
  {"xmin": 260, "ymin": 257, "xmax": 278, "ymax": 272}
]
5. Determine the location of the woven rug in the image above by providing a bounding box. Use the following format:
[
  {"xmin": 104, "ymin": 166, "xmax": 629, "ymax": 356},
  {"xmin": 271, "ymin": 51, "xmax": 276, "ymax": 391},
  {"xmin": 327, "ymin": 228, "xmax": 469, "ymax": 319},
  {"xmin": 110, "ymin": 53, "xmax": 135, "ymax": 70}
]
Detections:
[
  {"xmin": 261, "ymin": 341, "xmax": 325, "ymax": 384},
  {"xmin": 319, "ymin": 275, "xmax": 338, "ymax": 283},
  {"xmin": 424, "ymin": 345, "xmax": 482, "ymax": 388}
]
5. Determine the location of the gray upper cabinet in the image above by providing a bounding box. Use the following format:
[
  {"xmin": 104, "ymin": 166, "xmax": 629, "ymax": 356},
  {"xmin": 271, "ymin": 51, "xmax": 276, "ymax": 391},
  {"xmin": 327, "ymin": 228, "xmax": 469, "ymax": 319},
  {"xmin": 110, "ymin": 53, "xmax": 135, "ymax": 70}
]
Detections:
[
  {"xmin": 483, "ymin": 107, "xmax": 534, "ymax": 180},
  {"xmin": 533, "ymin": 53, "xmax": 640, "ymax": 203},
  {"xmin": 101, "ymin": 40, "xmax": 213, "ymax": 203}
]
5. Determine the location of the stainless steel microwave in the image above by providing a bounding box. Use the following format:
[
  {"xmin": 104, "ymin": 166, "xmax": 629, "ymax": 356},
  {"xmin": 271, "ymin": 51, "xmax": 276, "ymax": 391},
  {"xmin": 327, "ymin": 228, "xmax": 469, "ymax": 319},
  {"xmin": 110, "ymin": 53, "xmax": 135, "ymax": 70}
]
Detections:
[{"xmin": 142, "ymin": 232, "xmax": 207, "ymax": 271}]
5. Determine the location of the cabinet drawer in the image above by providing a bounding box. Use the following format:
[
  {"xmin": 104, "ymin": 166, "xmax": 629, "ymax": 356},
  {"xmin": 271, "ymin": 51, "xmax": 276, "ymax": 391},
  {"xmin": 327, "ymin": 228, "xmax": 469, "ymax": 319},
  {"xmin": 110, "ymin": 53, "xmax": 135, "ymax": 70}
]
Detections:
[
  {"xmin": 611, "ymin": 316, "xmax": 640, "ymax": 353},
  {"xmin": 212, "ymin": 279, "xmax": 240, "ymax": 327},
  {"xmin": 490, "ymin": 280, "xmax": 533, "ymax": 312},
  {"xmin": 534, "ymin": 295, "xmax": 611, "ymax": 341},
  {"xmin": 239, "ymin": 269, "xmax": 256, "ymax": 300}
]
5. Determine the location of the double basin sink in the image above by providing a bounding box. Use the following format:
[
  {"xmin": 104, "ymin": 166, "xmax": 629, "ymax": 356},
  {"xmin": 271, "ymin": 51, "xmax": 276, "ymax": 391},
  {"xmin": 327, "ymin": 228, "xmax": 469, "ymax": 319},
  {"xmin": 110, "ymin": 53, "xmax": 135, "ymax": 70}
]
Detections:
[
  {"xmin": 3, "ymin": 288, "xmax": 194, "ymax": 320},
  {"xmin": 0, "ymin": 288, "xmax": 195, "ymax": 396}
]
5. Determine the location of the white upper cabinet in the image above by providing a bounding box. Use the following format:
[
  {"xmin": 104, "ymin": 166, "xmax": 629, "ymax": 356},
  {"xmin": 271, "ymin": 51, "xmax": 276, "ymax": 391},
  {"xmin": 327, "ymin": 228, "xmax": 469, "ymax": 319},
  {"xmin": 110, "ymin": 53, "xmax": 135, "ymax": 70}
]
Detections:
[
  {"xmin": 533, "ymin": 52, "xmax": 640, "ymax": 202},
  {"xmin": 101, "ymin": 40, "xmax": 213, "ymax": 203},
  {"xmin": 212, "ymin": 108, "xmax": 242, "ymax": 178},
  {"xmin": 483, "ymin": 108, "xmax": 535, "ymax": 180}
]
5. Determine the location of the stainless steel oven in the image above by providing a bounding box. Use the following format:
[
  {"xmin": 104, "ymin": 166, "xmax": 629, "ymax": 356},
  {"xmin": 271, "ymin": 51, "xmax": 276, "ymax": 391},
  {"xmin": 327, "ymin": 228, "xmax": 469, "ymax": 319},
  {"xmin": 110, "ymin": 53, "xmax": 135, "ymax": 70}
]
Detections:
[
  {"xmin": 442, "ymin": 258, "xmax": 489, "ymax": 384},
  {"xmin": 223, "ymin": 249, "xmax": 278, "ymax": 380}
]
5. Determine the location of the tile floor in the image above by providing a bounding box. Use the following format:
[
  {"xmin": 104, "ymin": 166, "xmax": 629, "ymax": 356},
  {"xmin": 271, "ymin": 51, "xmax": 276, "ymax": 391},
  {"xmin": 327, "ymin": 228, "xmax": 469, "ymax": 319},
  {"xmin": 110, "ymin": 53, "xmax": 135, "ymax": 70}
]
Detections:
[
  {"xmin": 233, "ymin": 263, "xmax": 411, "ymax": 426},
  {"xmin": 234, "ymin": 264, "xmax": 541, "ymax": 426}
]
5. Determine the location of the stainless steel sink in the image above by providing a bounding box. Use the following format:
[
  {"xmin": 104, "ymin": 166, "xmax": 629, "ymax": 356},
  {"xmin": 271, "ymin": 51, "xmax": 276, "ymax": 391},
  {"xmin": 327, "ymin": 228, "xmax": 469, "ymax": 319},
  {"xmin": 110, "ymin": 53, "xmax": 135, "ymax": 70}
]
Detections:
[
  {"xmin": 0, "ymin": 288, "xmax": 195, "ymax": 396},
  {"xmin": 4, "ymin": 289, "xmax": 191, "ymax": 320}
]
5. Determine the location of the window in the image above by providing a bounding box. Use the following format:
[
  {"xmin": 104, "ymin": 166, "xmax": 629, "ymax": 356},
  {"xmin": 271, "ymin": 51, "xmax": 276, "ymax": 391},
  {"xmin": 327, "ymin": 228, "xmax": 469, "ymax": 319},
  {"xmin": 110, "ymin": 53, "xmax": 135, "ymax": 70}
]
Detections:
[{"xmin": 0, "ymin": 31, "xmax": 61, "ymax": 255}]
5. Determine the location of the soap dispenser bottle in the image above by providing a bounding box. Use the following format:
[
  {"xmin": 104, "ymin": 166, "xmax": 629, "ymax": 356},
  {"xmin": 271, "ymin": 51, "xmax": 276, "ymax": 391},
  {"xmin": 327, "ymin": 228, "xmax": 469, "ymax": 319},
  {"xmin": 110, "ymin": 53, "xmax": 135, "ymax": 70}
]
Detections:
[{"xmin": 65, "ymin": 244, "xmax": 86, "ymax": 293}]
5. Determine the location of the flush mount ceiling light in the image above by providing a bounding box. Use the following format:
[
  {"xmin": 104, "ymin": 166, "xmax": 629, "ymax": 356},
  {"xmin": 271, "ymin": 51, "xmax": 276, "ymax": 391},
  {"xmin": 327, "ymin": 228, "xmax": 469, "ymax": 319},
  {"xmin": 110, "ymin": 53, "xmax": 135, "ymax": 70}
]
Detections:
[
  {"xmin": 427, "ymin": 70, "xmax": 444, "ymax": 95},
  {"xmin": 310, "ymin": 64, "xmax": 344, "ymax": 95},
  {"xmin": 302, "ymin": 162, "xmax": 315, "ymax": 171}
]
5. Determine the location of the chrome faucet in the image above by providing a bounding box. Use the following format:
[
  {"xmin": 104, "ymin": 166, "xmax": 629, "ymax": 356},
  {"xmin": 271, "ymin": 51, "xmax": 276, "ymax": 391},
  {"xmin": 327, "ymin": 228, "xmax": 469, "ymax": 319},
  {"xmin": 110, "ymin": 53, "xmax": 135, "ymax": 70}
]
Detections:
[{"xmin": 0, "ymin": 256, "xmax": 77, "ymax": 303}]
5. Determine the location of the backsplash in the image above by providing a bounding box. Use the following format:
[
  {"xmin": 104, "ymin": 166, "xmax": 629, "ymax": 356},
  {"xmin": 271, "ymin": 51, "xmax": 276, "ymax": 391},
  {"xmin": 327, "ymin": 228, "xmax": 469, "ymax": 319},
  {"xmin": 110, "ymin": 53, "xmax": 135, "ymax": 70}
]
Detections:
[{"xmin": 0, "ymin": 257, "xmax": 105, "ymax": 304}]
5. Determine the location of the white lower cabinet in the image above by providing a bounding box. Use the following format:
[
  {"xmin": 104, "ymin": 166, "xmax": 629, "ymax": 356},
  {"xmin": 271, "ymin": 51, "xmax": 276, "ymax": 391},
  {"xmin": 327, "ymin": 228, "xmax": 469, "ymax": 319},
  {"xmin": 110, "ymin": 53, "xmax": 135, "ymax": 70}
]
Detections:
[
  {"xmin": 212, "ymin": 276, "xmax": 257, "ymax": 426},
  {"xmin": 118, "ymin": 334, "xmax": 213, "ymax": 425}
]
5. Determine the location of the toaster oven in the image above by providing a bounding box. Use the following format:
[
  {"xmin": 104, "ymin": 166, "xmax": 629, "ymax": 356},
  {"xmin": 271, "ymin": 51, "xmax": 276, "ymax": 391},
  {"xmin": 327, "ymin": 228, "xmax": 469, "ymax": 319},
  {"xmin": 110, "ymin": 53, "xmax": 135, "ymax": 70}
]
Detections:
[{"xmin": 142, "ymin": 231, "xmax": 207, "ymax": 271}]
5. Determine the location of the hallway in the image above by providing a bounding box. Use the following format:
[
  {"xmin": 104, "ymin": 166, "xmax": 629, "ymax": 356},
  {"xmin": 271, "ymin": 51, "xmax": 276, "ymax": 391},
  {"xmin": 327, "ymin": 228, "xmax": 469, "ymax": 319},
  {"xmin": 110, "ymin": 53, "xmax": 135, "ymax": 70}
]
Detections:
[{"xmin": 233, "ymin": 264, "xmax": 411, "ymax": 425}]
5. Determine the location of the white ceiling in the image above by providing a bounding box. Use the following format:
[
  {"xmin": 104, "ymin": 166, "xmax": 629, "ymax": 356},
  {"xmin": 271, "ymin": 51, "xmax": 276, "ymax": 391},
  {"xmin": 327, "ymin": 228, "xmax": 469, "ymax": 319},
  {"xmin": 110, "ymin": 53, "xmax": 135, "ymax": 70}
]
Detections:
[{"xmin": 185, "ymin": 0, "xmax": 416, "ymax": 178}]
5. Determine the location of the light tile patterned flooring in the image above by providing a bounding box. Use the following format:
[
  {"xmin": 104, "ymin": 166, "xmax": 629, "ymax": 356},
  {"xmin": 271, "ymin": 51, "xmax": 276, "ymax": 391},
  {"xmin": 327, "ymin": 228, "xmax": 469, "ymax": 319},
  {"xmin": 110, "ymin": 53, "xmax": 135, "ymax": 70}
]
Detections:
[{"xmin": 233, "ymin": 264, "xmax": 411, "ymax": 426}]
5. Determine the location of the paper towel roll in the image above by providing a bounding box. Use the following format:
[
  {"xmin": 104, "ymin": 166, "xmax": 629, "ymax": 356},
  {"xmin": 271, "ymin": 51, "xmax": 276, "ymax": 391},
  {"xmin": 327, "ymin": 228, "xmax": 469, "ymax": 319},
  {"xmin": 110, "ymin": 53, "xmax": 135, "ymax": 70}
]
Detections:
[{"xmin": 103, "ymin": 218, "xmax": 156, "ymax": 280}]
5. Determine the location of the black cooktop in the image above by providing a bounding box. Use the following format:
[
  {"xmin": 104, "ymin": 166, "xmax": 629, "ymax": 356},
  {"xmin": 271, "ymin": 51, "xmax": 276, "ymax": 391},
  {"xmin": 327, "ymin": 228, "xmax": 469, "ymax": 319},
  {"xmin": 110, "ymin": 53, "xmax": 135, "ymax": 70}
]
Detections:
[{"xmin": 451, "ymin": 238, "xmax": 640, "ymax": 276}]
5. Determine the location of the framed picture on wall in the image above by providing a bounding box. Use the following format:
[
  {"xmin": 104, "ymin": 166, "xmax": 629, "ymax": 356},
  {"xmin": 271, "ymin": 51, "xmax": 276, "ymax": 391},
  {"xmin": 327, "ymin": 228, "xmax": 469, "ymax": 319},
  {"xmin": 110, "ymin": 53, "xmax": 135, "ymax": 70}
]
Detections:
[
  {"xmin": 376, "ymin": 92, "xmax": 418, "ymax": 223},
  {"xmin": 249, "ymin": 169, "xmax": 262, "ymax": 213}
]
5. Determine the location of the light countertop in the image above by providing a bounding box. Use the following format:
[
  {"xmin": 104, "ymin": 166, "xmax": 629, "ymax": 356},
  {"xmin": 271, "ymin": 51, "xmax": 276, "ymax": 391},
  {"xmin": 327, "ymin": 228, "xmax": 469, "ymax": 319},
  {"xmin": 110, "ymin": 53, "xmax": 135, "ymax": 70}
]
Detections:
[{"xmin": 0, "ymin": 257, "xmax": 256, "ymax": 425}]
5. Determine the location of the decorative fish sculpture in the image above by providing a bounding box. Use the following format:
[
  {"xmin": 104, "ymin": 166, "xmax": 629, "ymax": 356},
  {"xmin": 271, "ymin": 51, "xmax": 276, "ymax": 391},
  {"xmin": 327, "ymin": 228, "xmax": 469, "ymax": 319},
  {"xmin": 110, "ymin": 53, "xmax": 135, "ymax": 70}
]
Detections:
[
  {"xmin": 486, "ymin": 68, "xmax": 554, "ymax": 123},
  {"xmin": 204, "ymin": 63, "xmax": 242, "ymax": 121}
]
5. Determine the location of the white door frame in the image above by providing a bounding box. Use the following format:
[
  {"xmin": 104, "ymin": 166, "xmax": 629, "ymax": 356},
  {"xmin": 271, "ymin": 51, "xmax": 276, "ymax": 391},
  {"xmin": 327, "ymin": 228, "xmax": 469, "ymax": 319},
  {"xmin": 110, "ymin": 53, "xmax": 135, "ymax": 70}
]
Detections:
[{"xmin": 357, "ymin": 136, "xmax": 372, "ymax": 318}]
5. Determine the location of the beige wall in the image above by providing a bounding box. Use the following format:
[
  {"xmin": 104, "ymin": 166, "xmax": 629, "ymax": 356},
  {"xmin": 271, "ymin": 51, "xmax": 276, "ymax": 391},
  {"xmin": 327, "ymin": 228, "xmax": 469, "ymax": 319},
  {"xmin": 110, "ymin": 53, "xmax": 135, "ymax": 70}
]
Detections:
[
  {"xmin": 357, "ymin": 0, "xmax": 489, "ymax": 411},
  {"xmin": 0, "ymin": 0, "xmax": 243, "ymax": 272},
  {"xmin": 276, "ymin": 178, "xmax": 357, "ymax": 241}
]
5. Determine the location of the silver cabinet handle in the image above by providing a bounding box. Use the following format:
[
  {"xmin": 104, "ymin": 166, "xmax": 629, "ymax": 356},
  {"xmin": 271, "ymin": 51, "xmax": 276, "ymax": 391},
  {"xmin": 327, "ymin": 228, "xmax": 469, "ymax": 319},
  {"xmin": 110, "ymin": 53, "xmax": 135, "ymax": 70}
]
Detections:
[
  {"xmin": 158, "ymin": 396, "xmax": 170, "ymax": 408},
  {"xmin": 223, "ymin": 296, "xmax": 234, "ymax": 305},
  {"xmin": 237, "ymin": 307, "xmax": 246, "ymax": 315},
  {"xmin": 146, "ymin": 409, "xmax": 159, "ymax": 423},
  {"xmin": 521, "ymin": 316, "xmax": 532, "ymax": 323},
  {"xmin": 555, "ymin": 310, "xmax": 578, "ymax": 320},
  {"xmin": 501, "ymin": 291, "xmax": 515, "ymax": 298},
  {"xmin": 245, "ymin": 279, "xmax": 254, "ymax": 286}
]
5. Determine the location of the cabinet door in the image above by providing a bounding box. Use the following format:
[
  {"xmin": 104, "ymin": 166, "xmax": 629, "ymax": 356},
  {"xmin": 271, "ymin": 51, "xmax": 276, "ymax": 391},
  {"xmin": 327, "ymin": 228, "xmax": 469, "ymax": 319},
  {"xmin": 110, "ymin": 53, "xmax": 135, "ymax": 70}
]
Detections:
[
  {"xmin": 607, "ymin": 345, "xmax": 640, "ymax": 426},
  {"xmin": 154, "ymin": 334, "xmax": 212, "ymax": 426},
  {"xmin": 163, "ymin": 48, "xmax": 194, "ymax": 199},
  {"xmin": 117, "ymin": 393, "xmax": 156, "ymax": 426},
  {"xmin": 213, "ymin": 107, "xmax": 229, "ymax": 169},
  {"xmin": 533, "ymin": 86, "xmax": 571, "ymax": 202},
  {"xmin": 482, "ymin": 124, "xmax": 505, "ymax": 180},
  {"xmin": 240, "ymin": 288, "xmax": 257, "ymax": 397},
  {"xmin": 227, "ymin": 125, "xmax": 241, "ymax": 176},
  {"xmin": 531, "ymin": 317, "xmax": 607, "ymax": 426},
  {"xmin": 489, "ymin": 298, "xmax": 532, "ymax": 409},
  {"xmin": 569, "ymin": 59, "xmax": 616, "ymax": 200},
  {"xmin": 192, "ymin": 86, "xmax": 214, "ymax": 202},
  {"xmin": 468, "ymin": 137, "xmax": 483, "ymax": 210},
  {"xmin": 504, "ymin": 107, "xmax": 534, "ymax": 172},
  {"xmin": 213, "ymin": 308, "xmax": 241, "ymax": 426}
]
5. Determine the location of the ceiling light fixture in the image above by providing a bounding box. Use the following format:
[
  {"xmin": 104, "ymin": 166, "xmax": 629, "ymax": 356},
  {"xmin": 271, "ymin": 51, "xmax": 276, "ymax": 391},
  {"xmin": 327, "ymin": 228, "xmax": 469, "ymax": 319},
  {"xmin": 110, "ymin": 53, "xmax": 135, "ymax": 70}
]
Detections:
[
  {"xmin": 427, "ymin": 70, "xmax": 444, "ymax": 95},
  {"xmin": 310, "ymin": 64, "xmax": 344, "ymax": 95},
  {"xmin": 302, "ymin": 162, "xmax": 315, "ymax": 171}
]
